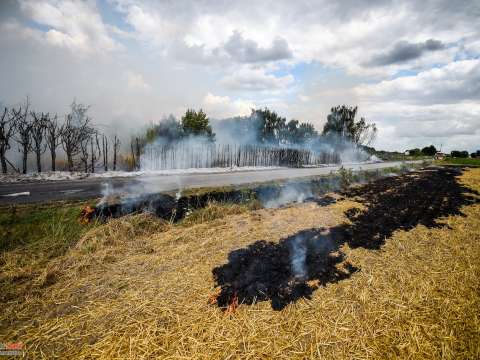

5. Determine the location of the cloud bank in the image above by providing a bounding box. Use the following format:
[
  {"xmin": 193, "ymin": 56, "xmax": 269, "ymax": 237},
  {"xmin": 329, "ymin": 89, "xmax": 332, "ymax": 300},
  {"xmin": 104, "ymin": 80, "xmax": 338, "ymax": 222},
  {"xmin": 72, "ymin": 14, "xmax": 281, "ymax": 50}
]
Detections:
[{"xmin": 0, "ymin": 0, "xmax": 478, "ymax": 152}]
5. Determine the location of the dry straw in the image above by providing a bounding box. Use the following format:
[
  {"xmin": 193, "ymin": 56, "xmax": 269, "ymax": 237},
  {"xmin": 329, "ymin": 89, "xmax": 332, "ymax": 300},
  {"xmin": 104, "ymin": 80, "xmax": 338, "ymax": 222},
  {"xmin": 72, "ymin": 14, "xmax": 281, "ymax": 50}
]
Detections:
[{"xmin": 1, "ymin": 170, "xmax": 479, "ymax": 359}]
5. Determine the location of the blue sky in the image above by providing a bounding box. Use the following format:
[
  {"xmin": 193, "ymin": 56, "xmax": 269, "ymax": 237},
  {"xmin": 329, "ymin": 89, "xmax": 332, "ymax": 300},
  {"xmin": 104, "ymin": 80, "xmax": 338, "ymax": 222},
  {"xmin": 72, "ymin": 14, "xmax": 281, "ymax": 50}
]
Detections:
[{"xmin": 0, "ymin": 0, "xmax": 479, "ymax": 152}]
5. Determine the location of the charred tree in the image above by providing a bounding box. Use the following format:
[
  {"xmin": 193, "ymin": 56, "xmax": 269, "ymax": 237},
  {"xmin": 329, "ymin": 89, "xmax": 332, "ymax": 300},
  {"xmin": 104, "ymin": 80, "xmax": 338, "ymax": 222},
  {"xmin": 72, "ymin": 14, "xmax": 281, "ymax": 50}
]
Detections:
[
  {"xmin": 90, "ymin": 132, "xmax": 101, "ymax": 173},
  {"xmin": 102, "ymin": 135, "xmax": 108, "ymax": 171},
  {"xmin": 135, "ymin": 137, "xmax": 141, "ymax": 170},
  {"xmin": 0, "ymin": 107, "xmax": 17, "ymax": 174},
  {"xmin": 130, "ymin": 139, "xmax": 136, "ymax": 170},
  {"xmin": 12, "ymin": 100, "xmax": 33, "ymax": 174},
  {"xmin": 61, "ymin": 101, "xmax": 94, "ymax": 172},
  {"xmin": 45, "ymin": 114, "xmax": 63, "ymax": 171},
  {"xmin": 113, "ymin": 135, "xmax": 120, "ymax": 171},
  {"xmin": 79, "ymin": 137, "xmax": 90, "ymax": 173},
  {"xmin": 30, "ymin": 112, "xmax": 48, "ymax": 172}
]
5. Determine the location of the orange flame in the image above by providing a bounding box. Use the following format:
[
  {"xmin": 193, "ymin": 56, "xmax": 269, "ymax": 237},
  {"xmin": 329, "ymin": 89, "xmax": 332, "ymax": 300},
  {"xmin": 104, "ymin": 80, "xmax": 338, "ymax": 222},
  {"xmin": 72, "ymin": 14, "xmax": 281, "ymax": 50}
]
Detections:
[
  {"xmin": 225, "ymin": 292, "xmax": 238, "ymax": 314},
  {"xmin": 79, "ymin": 205, "xmax": 95, "ymax": 224}
]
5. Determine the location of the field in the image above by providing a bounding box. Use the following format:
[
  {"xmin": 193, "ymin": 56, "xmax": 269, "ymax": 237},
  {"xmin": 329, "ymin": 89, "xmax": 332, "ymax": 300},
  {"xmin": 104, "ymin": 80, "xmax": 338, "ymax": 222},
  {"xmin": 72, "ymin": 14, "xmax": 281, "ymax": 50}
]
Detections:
[
  {"xmin": 439, "ymin": 158, "xmax": 480, "ymax": 166},
  {"xmin": 1, "ymin": 166, "xmax": 479, "ymax": 359}
]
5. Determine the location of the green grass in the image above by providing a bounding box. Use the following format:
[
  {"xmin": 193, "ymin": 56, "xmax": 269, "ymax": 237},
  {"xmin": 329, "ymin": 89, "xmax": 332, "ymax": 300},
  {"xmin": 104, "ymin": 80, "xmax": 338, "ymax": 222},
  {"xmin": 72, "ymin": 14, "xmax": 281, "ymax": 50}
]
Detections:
[
  {"xmin": 439, "ymin": 158, "xmax": 480, "ymax": 166},
  {"xmin": 0, "ymin": 200, "xmax": 98, "ymax": 303},
  {"xmin": 0, "ymin": 200, "xmax": 96, "ymax": 255}
]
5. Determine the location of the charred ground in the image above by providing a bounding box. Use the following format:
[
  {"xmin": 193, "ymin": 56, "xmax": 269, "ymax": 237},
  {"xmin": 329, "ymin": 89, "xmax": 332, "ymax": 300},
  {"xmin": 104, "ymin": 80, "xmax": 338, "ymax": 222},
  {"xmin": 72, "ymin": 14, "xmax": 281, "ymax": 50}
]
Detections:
[
  {"xmin": 342, "ymin": 166, "xmax": 480, "ymax": 249},
  {"xmin": 213, "ymin": 166, "xmax": 480, "ymax": 310}
]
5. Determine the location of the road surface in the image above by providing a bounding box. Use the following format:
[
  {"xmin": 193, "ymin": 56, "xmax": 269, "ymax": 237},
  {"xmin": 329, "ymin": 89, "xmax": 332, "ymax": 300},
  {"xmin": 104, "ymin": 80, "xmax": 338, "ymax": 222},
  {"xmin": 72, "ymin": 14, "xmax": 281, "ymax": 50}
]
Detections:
[{"xmin": 0, "ymin": 161, "xmax": 415, "ymax": 205}]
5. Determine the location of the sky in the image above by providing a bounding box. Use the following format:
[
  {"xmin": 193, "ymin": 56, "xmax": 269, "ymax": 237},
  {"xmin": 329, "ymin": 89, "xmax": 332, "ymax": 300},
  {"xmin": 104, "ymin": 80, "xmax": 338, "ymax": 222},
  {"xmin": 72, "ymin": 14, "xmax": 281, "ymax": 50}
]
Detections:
[{"xmin": 0, "ymin": 0, "xmax": 479, "ymax": 152}]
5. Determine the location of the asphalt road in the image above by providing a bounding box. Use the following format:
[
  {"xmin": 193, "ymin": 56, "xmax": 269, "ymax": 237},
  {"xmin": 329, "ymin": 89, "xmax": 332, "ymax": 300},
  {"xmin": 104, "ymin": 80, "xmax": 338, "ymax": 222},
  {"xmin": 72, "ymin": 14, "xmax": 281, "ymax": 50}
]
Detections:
[{"xmin": 0, "ymin": 161, "xmax": 414, "ymax": 205}]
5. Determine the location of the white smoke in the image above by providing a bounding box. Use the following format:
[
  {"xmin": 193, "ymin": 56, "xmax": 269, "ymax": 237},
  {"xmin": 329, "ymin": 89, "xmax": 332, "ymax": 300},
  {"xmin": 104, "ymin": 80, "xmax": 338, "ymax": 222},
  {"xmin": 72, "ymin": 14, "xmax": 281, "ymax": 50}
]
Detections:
[
  {"xmin": 290, "ymin": 235, "xmax": 307, "ymax": 279},
  {"xmin": 262, "ymin": 183, "xmax": 313, "ymax": 209},
  {"xmin": 289, "ymin": 228, "xmax": 336, "ymax": 280}
]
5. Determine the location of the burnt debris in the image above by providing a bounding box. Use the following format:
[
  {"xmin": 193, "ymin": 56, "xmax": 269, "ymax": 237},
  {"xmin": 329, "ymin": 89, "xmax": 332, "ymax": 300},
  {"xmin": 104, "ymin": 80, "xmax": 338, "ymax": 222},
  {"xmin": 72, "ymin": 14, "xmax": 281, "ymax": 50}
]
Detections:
[
  {"xmin": 212, "ymin": 166, "xmax": 480, "ymax": 310},
  {"xmin": 341, "ymin": 166, "xmax": 480, "ymax": 249},
  {"xmin": 93, "ymin": 189, "xmax": 255, "ymax": 222},
  {"xmin": 213, "ymin": 229, "xmax": 357, "ymax": 311}
]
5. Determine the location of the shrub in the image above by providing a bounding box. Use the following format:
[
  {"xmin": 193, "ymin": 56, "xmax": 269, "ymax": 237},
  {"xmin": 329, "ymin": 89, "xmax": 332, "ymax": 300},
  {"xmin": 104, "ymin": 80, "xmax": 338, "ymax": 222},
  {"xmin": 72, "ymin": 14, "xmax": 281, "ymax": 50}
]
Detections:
[{"xmin": 338, "ymin": 166, "xmax": 354, "ymax": 190}]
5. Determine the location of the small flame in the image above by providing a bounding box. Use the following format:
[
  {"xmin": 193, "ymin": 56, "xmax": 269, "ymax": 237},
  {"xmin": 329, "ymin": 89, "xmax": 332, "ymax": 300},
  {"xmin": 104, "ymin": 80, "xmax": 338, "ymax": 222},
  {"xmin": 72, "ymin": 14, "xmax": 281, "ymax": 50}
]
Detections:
[
  {"xmin": 79, "ymin": 205, "xmax": 95, "ymax": 224},
  {"xmin": 225, "ymin": 292, "xmax": 238, "ymax": 314},
  {"xmin": 208, "ymin": 288, "xmax": 221, "ymax": 305}
]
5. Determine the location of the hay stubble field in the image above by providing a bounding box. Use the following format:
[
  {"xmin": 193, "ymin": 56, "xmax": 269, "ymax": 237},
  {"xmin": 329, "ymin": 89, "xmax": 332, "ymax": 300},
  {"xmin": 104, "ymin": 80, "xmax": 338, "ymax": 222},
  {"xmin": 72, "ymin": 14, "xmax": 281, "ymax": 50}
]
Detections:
[{"xmin": 1, "ymin": 167, "xmax": 479, "ymax": 359}]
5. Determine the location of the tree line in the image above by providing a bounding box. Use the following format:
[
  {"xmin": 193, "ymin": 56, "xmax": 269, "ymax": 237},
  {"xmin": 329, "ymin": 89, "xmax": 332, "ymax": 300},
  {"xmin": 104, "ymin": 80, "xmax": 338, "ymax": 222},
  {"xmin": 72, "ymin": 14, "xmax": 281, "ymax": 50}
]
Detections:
[
  {"xmin": 0, "ymin": 98, "xmax": 120, "ymax": 174},
  {"xmin": 407, "ymin": 145, "xmax": 478, "ymax": 158},
  {"xmin": 0, "ymin": 99, "xmax": 379, "ymax": 174},
  {"xmin": 142, "ymin": 105, "xmax": 377, "ymax": 148}
]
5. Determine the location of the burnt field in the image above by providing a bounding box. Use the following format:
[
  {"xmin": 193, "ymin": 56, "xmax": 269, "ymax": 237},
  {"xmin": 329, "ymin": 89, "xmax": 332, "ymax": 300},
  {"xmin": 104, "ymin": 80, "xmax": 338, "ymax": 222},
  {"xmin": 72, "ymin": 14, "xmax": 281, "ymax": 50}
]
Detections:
[
  {"xmin": 1, "ymin": 166, "xmax": 479, "ymax": 359},
  {"xmin": 212, "ymin": 166, "xmax": 480, "ymax": 310}
]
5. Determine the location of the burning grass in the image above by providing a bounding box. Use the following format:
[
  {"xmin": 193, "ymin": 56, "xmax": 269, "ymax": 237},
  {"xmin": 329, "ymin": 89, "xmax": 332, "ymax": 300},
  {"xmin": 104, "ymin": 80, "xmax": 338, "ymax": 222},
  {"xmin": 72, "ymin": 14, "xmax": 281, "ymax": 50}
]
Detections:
[{"xmin": 1, "ymin": 167, "xmax": 479, "ymax": 359}]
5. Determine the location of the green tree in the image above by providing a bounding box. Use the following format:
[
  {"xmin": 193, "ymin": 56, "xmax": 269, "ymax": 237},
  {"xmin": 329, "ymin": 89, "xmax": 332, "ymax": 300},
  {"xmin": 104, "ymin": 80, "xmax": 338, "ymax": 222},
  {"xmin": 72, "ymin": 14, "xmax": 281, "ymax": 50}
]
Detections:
[
  {"xmin": 181, "ymin": 109, "xmax": 214, "ymax": 140},
  {"xmin": 408, "ymin": 148, "xmax": 422, "ymax": 156},
  {"xmin": 285, "ymin": 119, "xmax": 317, "ymax": 144},
  {"xmin": 297, "ymin": 122, "xmax": 317, "ymax": 143},
  {"xmin": 421, "ymin": 145, "xmax": 437, "ymax": 156},
  {"xmin": 322, "ymin": 105, "xmax": 377, "ymax": 146},
  {"xmin": 252, "ymin": 108, "xmax": 286, "ymax": 144},
  {"xmin": 451, "ymin": 150, "xmax": 468, "ymax": 158},
  {"xmin": 145, "ymin": 115, "xmax": 183, "ymax": 144}
]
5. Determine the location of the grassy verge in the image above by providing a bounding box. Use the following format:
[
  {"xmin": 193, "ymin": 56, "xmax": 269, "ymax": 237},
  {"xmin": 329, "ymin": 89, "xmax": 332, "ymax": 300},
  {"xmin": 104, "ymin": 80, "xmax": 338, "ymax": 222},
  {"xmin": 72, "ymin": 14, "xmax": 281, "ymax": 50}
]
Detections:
[
  {"xmin": 438, "ymin": 158, "xmax": 480, "ymax": 166},
  {"xmin": 0, "ymin": 201, "xmax": 98, "ymax": 302},
  {"xmin": 0, "ymin": 201, "xmax": 95, "ymax": 252}
]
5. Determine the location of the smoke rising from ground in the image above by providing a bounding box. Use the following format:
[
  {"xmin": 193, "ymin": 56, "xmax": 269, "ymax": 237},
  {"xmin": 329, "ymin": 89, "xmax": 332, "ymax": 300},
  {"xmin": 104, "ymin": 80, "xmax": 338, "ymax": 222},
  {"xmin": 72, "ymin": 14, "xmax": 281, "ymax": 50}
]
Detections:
[{"xmin": 139, "ymin": 111, "xmax": 373, "ymax": 172}]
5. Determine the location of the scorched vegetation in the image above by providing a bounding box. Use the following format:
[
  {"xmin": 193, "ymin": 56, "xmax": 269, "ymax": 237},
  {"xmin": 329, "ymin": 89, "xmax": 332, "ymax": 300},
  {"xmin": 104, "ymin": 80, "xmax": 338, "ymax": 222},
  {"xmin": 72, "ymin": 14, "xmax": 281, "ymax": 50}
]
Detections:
[{"xmin": 0, "ymin": 165, "xmax": 479, "ymax": 359}]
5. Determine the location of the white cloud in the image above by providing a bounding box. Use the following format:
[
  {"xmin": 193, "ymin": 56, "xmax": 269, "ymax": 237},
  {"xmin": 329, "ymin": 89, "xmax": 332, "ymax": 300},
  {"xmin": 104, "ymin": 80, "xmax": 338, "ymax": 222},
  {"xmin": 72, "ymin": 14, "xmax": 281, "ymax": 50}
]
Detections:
[
  {"xmin": 126, "ymin": 71, "xmax": 150, "ymax": 91},
  {"xmin": 111, "ymin": 1, "xmax": 479, "ymax": 76},
  {"xmin": 18, "ymin": 0, "xmax": 120, "ymax": 54},
  {"xmin": 1, "ymin": 0, "xmax": 480, "ymax": 154},
  {"xmin": 298, "ymin": 94, "xmax": 311, "ymax": 102},
  {"xmin": 202, "ymin": 93, "xmax": 254, "ymax": 118},
  {"xmin": 360, "ymin": 101, "xmax": 480, "ymax": 152},
  {"xmin": 220, "ymin": 68, "xmax": 294, "ymax": 91},
  {"xmin": 355, "ymin": 59, "xmax": 480, "ymax": 104}
]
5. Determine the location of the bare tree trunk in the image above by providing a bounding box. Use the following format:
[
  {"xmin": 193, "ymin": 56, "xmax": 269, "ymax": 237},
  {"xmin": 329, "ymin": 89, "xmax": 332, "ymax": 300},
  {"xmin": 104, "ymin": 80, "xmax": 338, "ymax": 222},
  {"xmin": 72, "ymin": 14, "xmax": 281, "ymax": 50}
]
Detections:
[
  {"xmin": 67, "ymin": 153, "xmax": 73, "ymax": 171},
  {"xmin": 113, "ymin": 146, "xmax": 117, "ymax": 170},
  {"xmin": 130, "ymin": 140, "xmax": 136, "ymax": 170},
  {"xmin": 135, "ymin": 137, "xmax": 140, "ymax": 170},
  {"xmin": 102, "ymin": 135, "xmax": 108, "ymax": 171},
  {"xmin": 12, "ymin": 100, "xmax": 32, "ymax": 174},
  {"xmin": 22, "ymin": 149, "xmax": 28, "ymax": 174},
  {"xmin": 51, "ymin": 149, "xmax": 56, "ymax": 171},
  {"xmin": 0, "ymin": 157, "xmax": 6, "ymax": 174},
  {"xmin": 36, "ymin": 150, "xmax": 41, "ymax": 172},
  {"xmin": 113, "ymin": 135, "xmax": 120, "ymax": 171},
  {"xmin": 105, "ymin": 136, "xmax": 108, "ymax": 171},
  {"xmin": 90, "ymin": 138, "xmax": 95, "ymax": 173},
  {"xmin": 0, "ymin": 147, "xmax": 7, "ymax": 174},
  {"xmin": 0, "ymin": 107, "xmax": 14, "ymax": 174}
]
